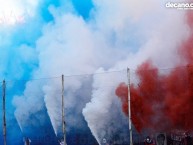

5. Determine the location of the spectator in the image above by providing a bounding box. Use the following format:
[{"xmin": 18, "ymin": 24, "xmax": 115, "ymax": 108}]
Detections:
[
  {"xmin": 24, "ymin": 137, "xmax": 31, "ymax": 145},
  {"xmin": 144, "ymin": 136, "xmax": 154, "ymax": 145},
  {"xmin": 157, "ymin": 134, "xmax": 165, "ymax": 145}
]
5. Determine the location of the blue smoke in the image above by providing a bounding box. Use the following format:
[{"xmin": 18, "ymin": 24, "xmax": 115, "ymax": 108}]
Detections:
[{"xmin": 0, "ymin": 0, "xmax": 98, "ymax": 145}]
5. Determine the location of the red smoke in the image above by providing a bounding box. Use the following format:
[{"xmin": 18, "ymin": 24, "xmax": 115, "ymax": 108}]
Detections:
[{"xmin": 115, "ymin": 10, "xmax": 193, "ymax": 133}]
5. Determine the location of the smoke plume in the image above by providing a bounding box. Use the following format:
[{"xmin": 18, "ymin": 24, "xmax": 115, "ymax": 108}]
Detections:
[{"xmin": 116, "ymin": 10, "xmax": 193, "ymax": 133}]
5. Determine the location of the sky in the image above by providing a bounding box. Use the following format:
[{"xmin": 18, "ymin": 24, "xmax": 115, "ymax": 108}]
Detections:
[{"xmin": 0, "ymin": 0, "xmax": 192, "ymax": 145}]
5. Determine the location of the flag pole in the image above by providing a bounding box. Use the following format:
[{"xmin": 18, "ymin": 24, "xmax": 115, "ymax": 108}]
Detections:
[
  {"xmin": 127, "ymin": 68, "xmax": 133, "ymax": 145},
  {"xmin": 62, "ymin": 75, "xmax": 66, "ymax": 145},
  {"xmin": 2, "ymin": 80, "xmax": 6, "ymax": 145}
]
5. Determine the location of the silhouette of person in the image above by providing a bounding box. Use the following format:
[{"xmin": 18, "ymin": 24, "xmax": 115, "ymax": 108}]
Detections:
[
  {"xmin": 144, "ymin": 136, "xmax": 154, "ymax": 145},
  {"xmin": 184, "ymin": 132, "xmax": 193, "ymax": 145},
  {"xmin": 157, "ymin": 134, "xmax": 165, "ymax": 145},
  {"xmin": 24, "ymin": 137, "xmax": 31, "ymax": 145}
]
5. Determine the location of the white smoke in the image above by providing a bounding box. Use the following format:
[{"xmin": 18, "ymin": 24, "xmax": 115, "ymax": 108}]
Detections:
[
  {"xmin": 82, "ymin": 0, "xmax": 190, "ymax": 144},
  {"xmin": 11, "ymin": 0, "xmax": 191, "ymax": 143},
  {"xmin": 13, "ymin": 5, "xmax": 127, "ymax": 136},
  {"xmin": 13, "ymin": 80, "xmax": 45, "ymax": 130},
  {"xmin": 82, "ymin": 68, "xmax": 127, "ymax": 144}
]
